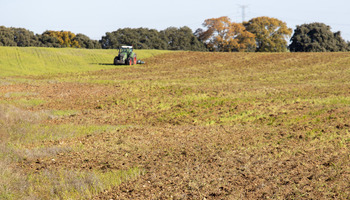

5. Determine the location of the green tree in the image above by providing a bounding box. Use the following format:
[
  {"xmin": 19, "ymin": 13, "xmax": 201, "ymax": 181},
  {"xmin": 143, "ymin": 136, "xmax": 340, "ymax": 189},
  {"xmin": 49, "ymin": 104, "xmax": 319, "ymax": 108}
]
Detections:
[
  {"xmin": 161, "ymin": 26, "xmax": 206, "ymax": 51},
  {"xmin": 13, "ymin": 28, "xmax": 40, "ymax": 47},
  {"xmin": 100, "ymin": 28, "xmax": 142, "ymax": 49},
  {"xmin": 38, "ymin": 32, "xmax": 62, "ymax": 47},
  {"xmin": 100, "ymin": 27, "xmax": 205, "ymax": 51},
  {"xmin": 75, "ymin": 34, "xmax": 101, "ymax": 49},
  {"xmin": 0, "ymin": 26, "xmax": 39, "ymax": 47},
  {"xmin": 135, "ymin": 28, "xmax": 167, "ymax": 49},
  {"xmin": 289, "ymin": 23, "xmax": 348, "ymax": 52},
  {"xmin": 244, "ymin": 16, "xmax": 292, "ymax": 52},
  {"xmin": 0, "ymin": 26, "xmax": 16, "ymax": 46}
]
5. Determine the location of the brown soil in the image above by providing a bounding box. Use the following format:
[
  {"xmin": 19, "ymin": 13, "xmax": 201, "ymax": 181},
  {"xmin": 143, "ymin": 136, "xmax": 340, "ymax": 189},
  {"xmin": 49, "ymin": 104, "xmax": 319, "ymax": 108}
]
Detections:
[{"xmin": 1, "ymin": 52, "xmax": 349, "ymax": 199}]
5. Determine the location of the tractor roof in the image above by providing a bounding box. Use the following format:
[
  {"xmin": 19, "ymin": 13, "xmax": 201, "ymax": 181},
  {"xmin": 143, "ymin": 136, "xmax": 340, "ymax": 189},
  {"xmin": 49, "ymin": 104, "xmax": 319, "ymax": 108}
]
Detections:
[{"xmin": 121, "ymin": 46, "xmax": 133, "ymax": 49}]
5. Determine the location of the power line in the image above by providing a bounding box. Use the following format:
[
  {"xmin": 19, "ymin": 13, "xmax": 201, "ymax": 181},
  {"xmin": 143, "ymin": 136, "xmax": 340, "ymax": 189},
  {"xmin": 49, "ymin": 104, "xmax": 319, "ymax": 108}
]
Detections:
[{"xmin": 238, "ymin": 5, "xmax": 248, "ymax": 22}]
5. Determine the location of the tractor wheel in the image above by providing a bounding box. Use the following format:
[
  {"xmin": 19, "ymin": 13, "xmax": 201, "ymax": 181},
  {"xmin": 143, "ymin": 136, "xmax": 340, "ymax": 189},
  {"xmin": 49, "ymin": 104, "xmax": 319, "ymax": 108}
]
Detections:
[
  {"xmin": 129, "ymin": 58, "xmax": 133, "ymax": 66},
  {"xmin": 134, "ymin": 57, "xmax": 137, "ymax": 65},
  {"xmin": 113, "ymin": 56, "xmax": 119, "ymax": 65}
]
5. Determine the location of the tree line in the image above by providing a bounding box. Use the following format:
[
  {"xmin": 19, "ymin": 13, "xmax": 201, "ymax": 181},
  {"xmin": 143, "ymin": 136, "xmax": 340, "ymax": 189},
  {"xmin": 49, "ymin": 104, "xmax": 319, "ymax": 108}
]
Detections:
[
  {"xmin": 0, "ymin": 26, "xmax": 205, "ymax": 51},
  {"xmin": 0, "ymin": 26, "xmax": 101, "ymax": 48},
  {"xmin": 100, "ymin": 27, "xmax": 206, "ymax": 51},
  {"xmin": 195, "ymin": 16, "xmax": 350, "ymax": 52},
  {"xmin": 1, "ymin": 16, "xmax": 350, "ymax": 52}
]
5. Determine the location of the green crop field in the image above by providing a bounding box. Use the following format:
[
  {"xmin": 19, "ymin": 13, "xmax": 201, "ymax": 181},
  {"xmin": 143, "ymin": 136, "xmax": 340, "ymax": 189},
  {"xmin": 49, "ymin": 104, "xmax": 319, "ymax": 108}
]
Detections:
[
  {"xmin": 0, "ymin": 47, "xmax": 169, "ymax": 77},
  {"xmin": 0, "ymin": 47, "xmax": 349, "ymax": 199}
]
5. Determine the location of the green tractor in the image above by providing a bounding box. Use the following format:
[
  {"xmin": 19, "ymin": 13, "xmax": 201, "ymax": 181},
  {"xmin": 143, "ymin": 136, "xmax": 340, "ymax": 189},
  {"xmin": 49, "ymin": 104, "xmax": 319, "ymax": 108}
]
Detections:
[{"xmin": 113, "ymin": 46, "xmax": 137, "ymax": 65}]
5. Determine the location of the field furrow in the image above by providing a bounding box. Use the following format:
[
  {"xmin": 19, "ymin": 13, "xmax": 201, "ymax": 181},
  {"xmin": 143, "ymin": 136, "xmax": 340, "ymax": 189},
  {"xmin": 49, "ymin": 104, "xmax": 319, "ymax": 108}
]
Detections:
[{"xmin": 0, "ymin": 48, "xmax": 349, "ymax": 199}]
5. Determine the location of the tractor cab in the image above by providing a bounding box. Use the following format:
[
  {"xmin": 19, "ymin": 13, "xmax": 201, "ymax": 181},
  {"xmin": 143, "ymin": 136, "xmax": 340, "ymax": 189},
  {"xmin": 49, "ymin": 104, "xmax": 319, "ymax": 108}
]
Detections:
[{"xmin": 120, "ymin": 46, "xmax": 133, "ymax": 54}]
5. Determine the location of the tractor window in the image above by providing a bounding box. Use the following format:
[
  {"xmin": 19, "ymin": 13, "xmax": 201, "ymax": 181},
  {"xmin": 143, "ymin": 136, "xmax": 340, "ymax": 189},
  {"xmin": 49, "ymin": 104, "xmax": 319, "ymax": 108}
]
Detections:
[{"xmin": 121, "ymin": 48, "xmax": 132, "ymax": 53}]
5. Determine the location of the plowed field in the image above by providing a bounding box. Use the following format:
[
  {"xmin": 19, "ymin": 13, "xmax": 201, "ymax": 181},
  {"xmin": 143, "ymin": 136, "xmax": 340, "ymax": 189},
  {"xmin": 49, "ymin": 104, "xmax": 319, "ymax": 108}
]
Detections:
[{"xmin": 0, "ymin": 49, "xmax": 349, "ymax": 199}]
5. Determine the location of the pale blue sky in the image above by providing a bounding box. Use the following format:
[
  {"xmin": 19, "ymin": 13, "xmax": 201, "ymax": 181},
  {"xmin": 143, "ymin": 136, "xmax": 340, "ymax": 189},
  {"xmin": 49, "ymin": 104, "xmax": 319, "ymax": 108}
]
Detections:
[{"xmin": 1, "ymin": 0, "xmax": 350, "ymax": 41}]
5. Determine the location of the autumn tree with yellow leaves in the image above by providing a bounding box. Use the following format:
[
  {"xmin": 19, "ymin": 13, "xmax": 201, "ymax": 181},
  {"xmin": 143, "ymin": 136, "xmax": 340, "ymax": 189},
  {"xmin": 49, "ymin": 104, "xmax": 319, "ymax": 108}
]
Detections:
[
  {"xmin": 196, "ymin": 16, "xmax": 256, "ymax": 52},
  {"xmin": 41, "ymin": 31, "xmax": 80, "ymax": 48},
  {"xmin": 244, "ymin": 16, "xmax": 292, "ymax": 52},
  {"xmin": 195, "ymin": 17, "xmax": 256, "ymax": 52}
]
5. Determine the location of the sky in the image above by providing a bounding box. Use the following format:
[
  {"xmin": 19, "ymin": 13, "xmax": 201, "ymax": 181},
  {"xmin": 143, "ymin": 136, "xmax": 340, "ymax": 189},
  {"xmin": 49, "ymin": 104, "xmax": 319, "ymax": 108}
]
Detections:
[{"xmin": 1, "ymin": 0, "xmax": 350, "ymax": 41}]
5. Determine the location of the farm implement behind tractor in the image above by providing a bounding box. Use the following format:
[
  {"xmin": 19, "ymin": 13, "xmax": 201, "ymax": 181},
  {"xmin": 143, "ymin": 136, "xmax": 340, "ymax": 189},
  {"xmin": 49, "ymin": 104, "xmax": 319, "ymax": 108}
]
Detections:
[{"xmin": 113, "ymin": 46, "xmax": 145, "ymax": 65}]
